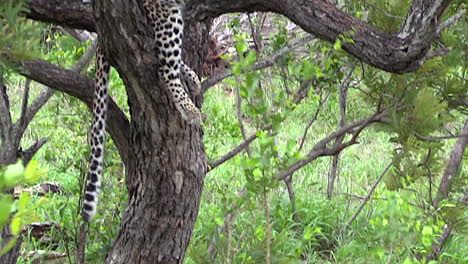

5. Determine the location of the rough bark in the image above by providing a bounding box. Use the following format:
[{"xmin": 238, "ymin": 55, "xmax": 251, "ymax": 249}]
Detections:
[
  {"xmin": 434, "ymin": 119, "xmax": 468, "ymax": 208},
  {"xmin": 0, "ymin": 225, "xmax": 22, "ymax": 264},
  {"xmin": 24, "ymin": 0, "xmax": 95, "ymax": 32},
  {"xmin": 25, "ymin": 0, "xmax": 453, "ymax": 74},
  {"xmin": 90, "ymin": 1, "xmax": 209, "ymax": 263}
]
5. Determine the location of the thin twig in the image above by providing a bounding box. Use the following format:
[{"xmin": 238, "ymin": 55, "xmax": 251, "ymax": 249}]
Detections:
[
  {"xmin": 345, "ymin": 162, "xmax": 393, "ymax": 227},
  {"xmin": 331, "ymin": 192, "xmax": 387, "ymax": 201},
  {"xmin": 451, "ymin": 73, "xmax": 468, "ymax": 82},
  {"xmin": 437, "ymin": 9, "xmax": 466, "ymax": 35},
  {"xmin": 279, "ymin": 110, "xmax": 387, "ymax": 181},
  {"xmin": 263, "ymin": 192, "xmax": 271, "ymax": 264},
  {"xmin": 298, "ymin": 91, "xmax": 329, "ymax": 151},
  {"xmin": 425, "ymin": 48, "xmax": 451, "ymax": 60},
  {"xmin": 414, "ymin": 133, "xmax": 468, "ymax": 142},
  {"xmin": 234, "ymin": 78, "xmax": 252, "ymax": 158},
  {"xmin": 210, "ymin": 131, "xmax": 254, "ymax": 170},
  {"xmin": 328, "ymin": 63, "xmax": 357, "ymax": 198}
]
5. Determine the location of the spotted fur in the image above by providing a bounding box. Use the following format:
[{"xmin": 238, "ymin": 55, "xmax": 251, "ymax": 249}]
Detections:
[
  {"xmin": 82, "ymin": 0, "xmax": 201, "ymax": 222},
  {"xmin": 82, "ymin": 46, "xmax": 109, "ymax": 221}
]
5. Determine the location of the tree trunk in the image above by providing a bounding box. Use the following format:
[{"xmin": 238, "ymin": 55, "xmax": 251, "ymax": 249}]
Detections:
[
  {"xmin": 90, "ymin": 1, "xmax": 209, "ymax": 263},
  {"xmin": 0, "ymin": 226, "xmax": 22, "ymax": 264}
]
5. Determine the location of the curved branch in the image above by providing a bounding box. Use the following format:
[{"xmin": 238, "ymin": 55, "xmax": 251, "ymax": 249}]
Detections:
[
  {"xmin": 20, "ymin": 59, "xmax": 131, "ymax": 164},
  {"xmin": 190, "ymin": 0, "xmax": 453, "ymax": 73}
]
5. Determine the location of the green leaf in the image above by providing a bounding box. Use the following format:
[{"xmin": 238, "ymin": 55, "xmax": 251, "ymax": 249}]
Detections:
[
  {"xmin": 301, "ymin": 60, "xmax": 314, "ymax": 80},
  {"xmin": 333, "ymin": 38, "xmax": 342, "ymax": 50},
  {"xmin": 24, "ymin": 160, "xmax": 46, "ymax": 183},
  {"xmin": 259, "ymin": 136, "xmax": 274, "ymax": 147},
  {"xmin": 422, "ymin": 225, "xmax": 433, "ymax": 247},
  {"xmin": 252, "ymin": 168, "xmax": 262, "ymax": 180},
  {"xmin": 214, "ymin": 216, "xmax": 224, "ymax": 226},
  {"xmin": 0, "ymin": 196, "xmax": 13, "ymax": 226},
  {"xmin": 244, "ymin": 158, "xmax": 259, "ymax": 169},
  {"xmin": 239, "ymin": 86, "xmax": 248, "ymax": 98},
  {"xmin": 235, "ymin": 40, "xmax": 248, "ymax": 54},
  {"xmin": 10, "ymin": 216, "xmax": 21, "ymax": 236},
  {"xmin": 255, "ymin": 225, "xmax": 265, "ymax": 239},
  {"xmin": 315, "ymin": 66, "xmax": 325, "ymax": 78},
  {"xmin": 303, "ymin": 226, "xmax": 313, "ymax": 240},
  {"xmin": 232, "ymin": 63, "xmax": 242, "ymax": 75},
  {"xmin": 3, "ymin": 160, "xmax": 24, "ymax": 188},
  {"xmin": 422, "ymin": 226, "xmax": 433, "ymax": 236},
  {"xmin": 17, "ymin": 192, "xmax": 30, "ymax": 212},
  {"xmin": 244, "ymin": 51, "xmax": 257, "ymax": 67}
]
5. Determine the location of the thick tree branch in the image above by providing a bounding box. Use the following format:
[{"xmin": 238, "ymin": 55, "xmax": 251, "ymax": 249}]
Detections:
[
  {"xmin": 191, "ymin": 0, "xmax": 453, "ymax": 73},
  {"xmin": 20, "ymin": 59, "xmax": 131, "ymax": 163},
  {"xmin": 24, "ymin": 0, "xmax": 95, "ymax": 32}
]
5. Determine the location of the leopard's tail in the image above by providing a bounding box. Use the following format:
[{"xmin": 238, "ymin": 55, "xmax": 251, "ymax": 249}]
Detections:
[{"xmin": 82, "ymin": 46, "xmax": 110, "ymax": 222}]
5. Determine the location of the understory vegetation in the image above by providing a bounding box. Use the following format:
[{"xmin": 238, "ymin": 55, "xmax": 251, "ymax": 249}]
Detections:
[{"xmin": 1, "ymin": 0, "xmax": 467, "ymax": 263}]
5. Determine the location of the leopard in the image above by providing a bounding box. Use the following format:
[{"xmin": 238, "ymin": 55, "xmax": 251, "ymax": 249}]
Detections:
[{"xmin": 81, "ymin": 0, "xmax": 202, "ymax": 222}]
